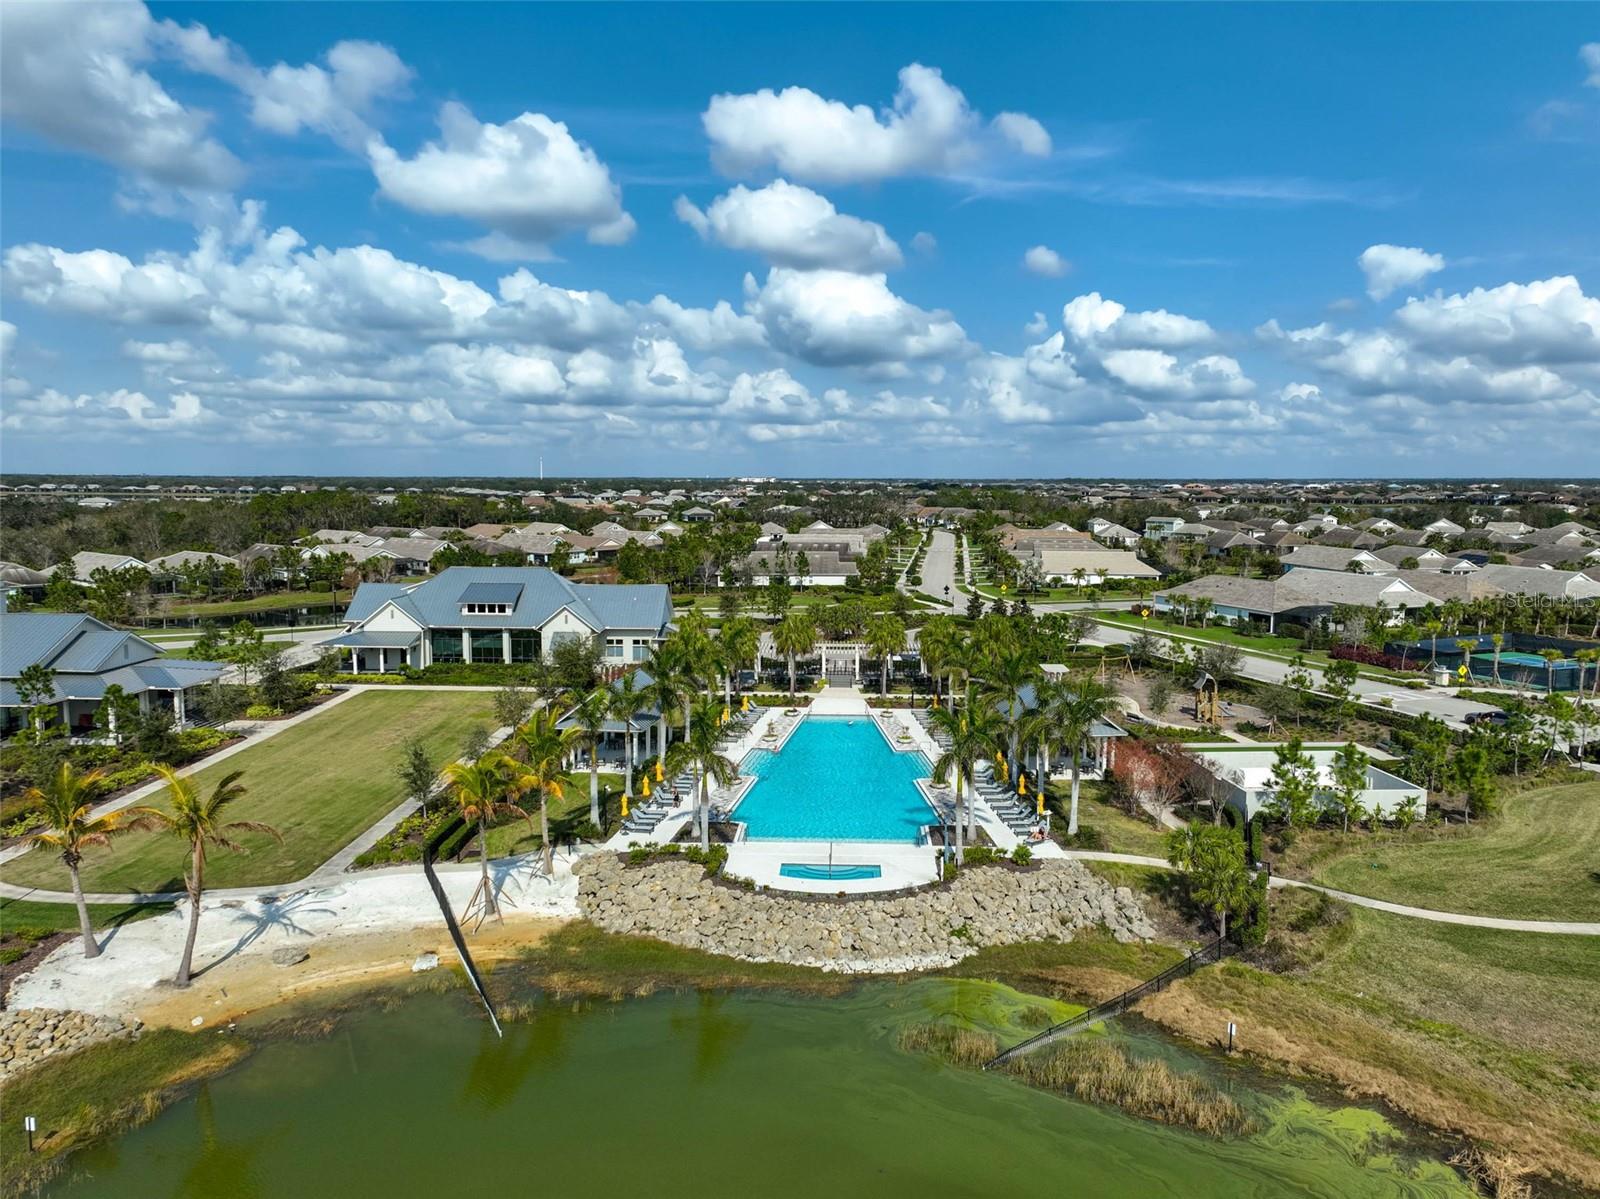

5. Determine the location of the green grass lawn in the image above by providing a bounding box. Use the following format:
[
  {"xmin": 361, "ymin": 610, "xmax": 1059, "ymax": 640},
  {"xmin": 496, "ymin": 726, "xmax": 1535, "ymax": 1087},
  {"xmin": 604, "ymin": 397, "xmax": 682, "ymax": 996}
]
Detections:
[
  {"xmin": 1309, "ymin": 779, "xmax": 1600, "ymax": 921},
  {"xmin": 0, "ymin": 898, "xmax": 175, "ymax": 935},
  {"xmin": 1041, "ymin": 780, "xmax": 1169, "ymax": 857},
  {"xmin": 159, "ymin": 589, "xmax": 347, "ymax": 618},
  {"xmin": 2, "ymin": 690, "xmax": 495, "ymax": 894},
  {"xmin": 160, "ymin": 639, "xmax": 293, "ymax": 659},
  {"xmin": 1093, "ymin": 612, "xmax": 1414, "ymax": 681}
]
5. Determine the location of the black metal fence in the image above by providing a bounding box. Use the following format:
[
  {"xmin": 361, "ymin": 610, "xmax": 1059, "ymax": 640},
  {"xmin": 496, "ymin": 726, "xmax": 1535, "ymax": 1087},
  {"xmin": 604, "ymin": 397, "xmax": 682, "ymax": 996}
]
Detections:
[{"xmin": 984, "ymin": 937, "xmax": 1230, "ymax": 1069}]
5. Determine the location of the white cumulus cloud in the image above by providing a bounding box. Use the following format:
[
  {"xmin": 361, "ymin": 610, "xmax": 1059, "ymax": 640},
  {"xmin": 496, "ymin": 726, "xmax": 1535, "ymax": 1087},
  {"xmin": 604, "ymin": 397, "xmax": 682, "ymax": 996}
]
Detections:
[
  {"xmin": 1358, "ymin": 244, "xmax": 1445, "ymax": 300},
  {"xmin": 0, "ymin": 1, "xmax": 241, "ymax": 190},
  {"xmin": 368, "ymin": 102, "xmax": 634, "ymax": 255},
  {"xmin": 1023, "ymin": 245, "xmax": 1069, "ymax": 277},
  {"xmin": 675, "ymin": 181, "xmax": 901, "ymax": 273},
  {"xmin": 745, "ymin": 268, "xmax": 967, "ymax": 367},
  {"xmin": 703, "ymin": 64, "xmax": 1045, "ymax": 184}
]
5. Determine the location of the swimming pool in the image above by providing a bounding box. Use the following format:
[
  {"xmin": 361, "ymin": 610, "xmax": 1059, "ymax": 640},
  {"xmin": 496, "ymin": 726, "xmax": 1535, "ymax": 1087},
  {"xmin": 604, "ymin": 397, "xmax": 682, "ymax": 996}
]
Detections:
[
  {"xmin": 736, "ymin": 716, "xmax": 934, "ymax": 841},
  {"xmin": 779, "ymin": 863, "xmax": 884, "ymax": 881}
]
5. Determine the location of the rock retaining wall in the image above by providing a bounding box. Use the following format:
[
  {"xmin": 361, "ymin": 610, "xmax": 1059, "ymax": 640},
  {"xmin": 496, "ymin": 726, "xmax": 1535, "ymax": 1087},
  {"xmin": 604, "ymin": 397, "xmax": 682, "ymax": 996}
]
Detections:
[
  {"xmin": 0, "ymin": 1008, "xmax": 143, "ymax": 1083},
  {"xmin": 575, "ymin": 855, "xmax": 1156, "ymax": 972}
]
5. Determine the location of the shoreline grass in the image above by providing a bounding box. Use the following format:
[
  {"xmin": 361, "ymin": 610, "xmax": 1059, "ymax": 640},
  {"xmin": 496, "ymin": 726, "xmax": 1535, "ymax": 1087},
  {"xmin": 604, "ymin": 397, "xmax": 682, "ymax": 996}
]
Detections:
[{"xmin": 0, "ymin": 1029, "xmax": 251, "ymax": 1198}]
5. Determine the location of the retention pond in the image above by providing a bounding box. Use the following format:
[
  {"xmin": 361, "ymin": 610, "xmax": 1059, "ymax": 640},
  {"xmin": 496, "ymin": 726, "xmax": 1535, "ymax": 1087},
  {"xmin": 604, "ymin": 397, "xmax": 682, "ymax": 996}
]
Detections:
[{"xmin": 41, "ymin": 978, "xmax": 1475, "ymax": 1198}]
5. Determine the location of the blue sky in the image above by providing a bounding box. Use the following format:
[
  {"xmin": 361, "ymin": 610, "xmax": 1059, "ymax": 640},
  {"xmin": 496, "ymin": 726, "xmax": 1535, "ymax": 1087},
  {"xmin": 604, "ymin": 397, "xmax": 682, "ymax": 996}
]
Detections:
[{"xmin": 2, "ymin": 2, "xmax": 1597, "ymax": 477}]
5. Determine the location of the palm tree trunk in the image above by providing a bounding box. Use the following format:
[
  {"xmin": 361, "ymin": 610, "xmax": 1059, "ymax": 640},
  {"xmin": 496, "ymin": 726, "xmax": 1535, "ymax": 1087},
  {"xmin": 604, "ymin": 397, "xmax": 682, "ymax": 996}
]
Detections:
[
  {"xmin": 176, "ymin": 844, "xmax": 204, "ymax": 986},
  {"xmin": 589, "ymin": 756, "xmax": 600, "ymax": 828},
  {"xmin": 485, "ymin": 813, "xmax": 505, "ymax": 908},
  {"xmin": 67, "ymin": 860, "xmax": 99, "ymax": 959},
  {"xmin": 1067, "ymin": 753, "xmax": 1083, "ymax": 836},
  {"xmin": 787, "ymin": 654, "xmax": 796, "ymax": 697},
  {"xmin": 698, "ymin": 766, "xmax": 710, "ymax": 851},
  {"xmin": 953, "ymin": 775, "xmax": 964, "ymax": 859},
  {"xmin": 1218, "ymin": 908, "xmax": 1227, "ymax": 941},
  {"xmin": 623, "ymin": 726, "xmax": 634, "ymax": 807}
]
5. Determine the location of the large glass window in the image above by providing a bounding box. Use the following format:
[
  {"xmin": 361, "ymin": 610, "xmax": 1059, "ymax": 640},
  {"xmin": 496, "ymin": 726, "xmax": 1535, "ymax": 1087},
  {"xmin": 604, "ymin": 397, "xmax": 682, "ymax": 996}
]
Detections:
[
  {"xmin": 605, "ymin": 637, "xmax": 624, "ymax": 658},
  {"xmin": 470, "ymin": 630, "xmax": 505, "ymax": 664},
  {"xmin": 509, "ymin": 630, "xmax": 539, "ymax": 662},
  {"xmin": 430, "ymin": 629, "xmax": 464, "ymax": 663}
]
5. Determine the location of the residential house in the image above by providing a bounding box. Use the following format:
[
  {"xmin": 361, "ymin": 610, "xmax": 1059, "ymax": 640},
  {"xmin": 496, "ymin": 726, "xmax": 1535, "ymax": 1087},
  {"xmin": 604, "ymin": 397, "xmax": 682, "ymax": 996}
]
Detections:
[
  {"xmin": 325, "ymin": 567, "xmax": 674, "ymax": 673},
  {"xmin": 1022, "ymin": 549, "xmax": 1161, "ymax": 585},
  {"xmin": 1, "ymin": 612, "xmax": 224, "ymax": 737},
  {"xmin": 1143, "ymin": 516, "xmax": 1185, "ymax": 540},
  {"xmin": 1087, "ymin": 518, "xmax": 1140, "ymax": 547},
  {"xmin": 66, "ymin": 551, "xmax": 147, "ymax": 582},
  {"xmin": 1153, "ymin": 571, "xmax": 1432, "ymax": 632}
]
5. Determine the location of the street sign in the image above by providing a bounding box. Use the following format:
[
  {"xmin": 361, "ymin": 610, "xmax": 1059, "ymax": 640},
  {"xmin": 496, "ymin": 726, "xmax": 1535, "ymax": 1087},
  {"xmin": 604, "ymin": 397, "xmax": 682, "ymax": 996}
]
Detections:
[{"xmin": 1458, "ymin": 665, "xmax": 1469, "ymax": 678}]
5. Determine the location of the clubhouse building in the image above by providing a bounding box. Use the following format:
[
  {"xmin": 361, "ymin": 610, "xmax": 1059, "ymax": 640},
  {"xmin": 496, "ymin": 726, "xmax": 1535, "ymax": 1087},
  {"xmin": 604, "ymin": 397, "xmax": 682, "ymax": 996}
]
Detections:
[{"xmin": 327, "ymin": 567, "xmax": 674, "ymax": 673}]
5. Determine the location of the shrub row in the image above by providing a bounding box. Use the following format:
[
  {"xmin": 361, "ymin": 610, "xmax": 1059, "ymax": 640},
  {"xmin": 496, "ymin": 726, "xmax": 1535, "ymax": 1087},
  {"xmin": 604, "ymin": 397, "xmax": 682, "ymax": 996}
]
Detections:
[{"xmin": 1329, "ymin": 643, "xmax": 1424, "ymax": 673}]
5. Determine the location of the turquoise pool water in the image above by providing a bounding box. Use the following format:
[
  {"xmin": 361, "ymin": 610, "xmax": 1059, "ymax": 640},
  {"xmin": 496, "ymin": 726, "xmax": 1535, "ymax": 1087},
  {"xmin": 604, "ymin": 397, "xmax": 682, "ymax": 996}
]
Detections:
[
  {"xmin": 737, "ymin": 716, "xmax": 933, "ymax": 841},
  {"xmin": 779, "ymin": 863, "xmax": 884, "ymax": 880}
]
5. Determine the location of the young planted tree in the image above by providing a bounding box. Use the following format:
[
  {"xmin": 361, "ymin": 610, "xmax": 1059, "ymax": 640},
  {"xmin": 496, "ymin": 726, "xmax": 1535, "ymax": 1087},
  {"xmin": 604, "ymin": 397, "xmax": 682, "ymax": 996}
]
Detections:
[
  {"xmin": 442, "ymin": 757, "xmax": 521, "ymax": 910},
  {"xmin": 1323, "ymin": 659, "xmax": 1360, "ymax": 732},
  {"xmin": 663, "ymin": 698, "xmax": 738, "ymax": 852},
  {"xmin": 1166, "ymin": 821, "xmax": 1252, "ymax": 940},
  {"xmin": 15, "ymin": 663, "xmax": 57, "ymax": 738},
  {"xmin": 396, "ymin": 738, "xmax": 437, "ymax": 817},
  {"xmin": 1328, "ymin": 741, "xmax": 1371, "ymax": 832},
  {"xmin": 24, "ymin": 764, "xmax": 153, "ymax": 958},
  {"xmin": 144, "ymin": 766, "xmax": 279, "ymax": 987},
  {"xmin": 1266, "ymin": 738, "xmax": 1319, "ymax": 830}
]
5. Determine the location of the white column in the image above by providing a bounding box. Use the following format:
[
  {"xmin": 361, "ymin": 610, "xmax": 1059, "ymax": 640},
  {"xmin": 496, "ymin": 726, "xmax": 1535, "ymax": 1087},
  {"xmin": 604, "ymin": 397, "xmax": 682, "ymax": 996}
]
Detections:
[
  {"xmin": 461, "ymin": 630, "xmax": 472, "ymax": 663},
  {"xmin": 350, "ymin": 648, "xmax": 359, "ymax": 675},
  {"xmin": 502, "ymin": 629, "xmax": 512, "ymax": 664},
  {"xmin": 378, "ymin": 648, "xmax": 387, "ymax": 674},
  {"xmin": 174, "ymin": 689, "xmax": 187, "ymax": 729}
]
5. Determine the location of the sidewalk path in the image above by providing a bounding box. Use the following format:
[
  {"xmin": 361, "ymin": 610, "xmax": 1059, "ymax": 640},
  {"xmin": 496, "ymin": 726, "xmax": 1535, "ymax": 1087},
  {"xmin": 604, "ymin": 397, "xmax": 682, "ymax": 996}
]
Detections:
[{"xmin": 1060, "ymin": 850, "xmax": 1600, "ymax": 935}]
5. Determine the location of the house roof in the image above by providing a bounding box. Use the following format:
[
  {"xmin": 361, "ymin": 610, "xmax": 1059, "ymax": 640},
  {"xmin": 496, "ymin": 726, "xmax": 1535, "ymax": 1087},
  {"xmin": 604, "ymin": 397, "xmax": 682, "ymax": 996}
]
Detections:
[
  {"xmin": 1025, "ymin": 549, "xmax": 1160, "ymax": 578},
  {"xmin": 0, "ymin": 612, "xmax": 222, "ymax": 702},
  {"xmin": 146, "ymin": 550, "xmax": 235, "ymax": 572},
  {"xmin": 347, "ymin": 567, "xmax": 672, "ymax": 633}
]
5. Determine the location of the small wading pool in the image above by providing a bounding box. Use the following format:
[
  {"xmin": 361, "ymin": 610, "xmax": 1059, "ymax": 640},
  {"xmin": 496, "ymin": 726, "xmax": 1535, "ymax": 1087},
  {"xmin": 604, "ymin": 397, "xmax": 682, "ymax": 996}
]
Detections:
[{"xmin": 779, "ymin": 863, "xmax": 883, "ymax": 881}]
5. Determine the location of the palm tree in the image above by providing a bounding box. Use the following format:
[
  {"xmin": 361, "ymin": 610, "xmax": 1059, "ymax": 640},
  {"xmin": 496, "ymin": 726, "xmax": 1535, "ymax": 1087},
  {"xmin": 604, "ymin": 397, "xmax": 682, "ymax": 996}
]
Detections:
[
  {"xmin": 928, "ymin": 688, "xmax": 1003, "ymax": 853},
  {"xmin": 979, "ymin": 645, "xmax": 1041, "ymax": 769},
  {"xmin": 439, "ymin": 758, "xmax": 505, "ymax": 909},
  {"xmin": 143, "ymin": 766, "xmax": 279, "ymax": 987},
  {"xmin": 672, "ymin": 609, "xmax": 720, "ymax": 696},
  {"xmin": 663, "ymin": 697, "xmax": 738, "ymax": 851},
  {"xmin": 717, "ymin": 615, "xmax": 760, "ymax": 709},
  {"xmin": 865, "ymin": 614, "xmax": 906, "ymax": 697},
  {"xmin": 642, "ymin": 650, "xmax": 691, "ymax": 764},
  {"xmin": 1455, "ymin": 639, "xmax": 1477, "ymax": 685},
  {"xmin": 1041, "ymin": 675, "xmax": 1120, "ymax": 836},
  {"xmin": 564, "ymin": 689, "xmax": 611, "ymax": 829},
  {"xmin": 508, "ymin": 709, "xmax": 578, "ymax": 875},
  {"xmin": 25, "ymin": 764, "xmax": 154, "ymax": 959},
  {"xmin": 609, "ymin": 668, "xmax": 648, "ymax": 814},
  {"xmin": 1538, "ymin": 649, "xmax": 1564, "ymax": 696},
  {"xmin": 774, "ymin": 611, "xmax": 816, "ymax": 697},
  {"xmin": 1490, "ymin": 632, "xmax": 1504, "ymax": 685},
  {"xmin": 916, "ymin": 615, "xmax": 959, "ymax": 705}
]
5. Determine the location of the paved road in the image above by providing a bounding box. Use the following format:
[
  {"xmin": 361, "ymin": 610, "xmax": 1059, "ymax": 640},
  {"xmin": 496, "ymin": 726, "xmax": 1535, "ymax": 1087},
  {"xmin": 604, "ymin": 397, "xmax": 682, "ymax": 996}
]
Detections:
[
  {"xmin": 1079, "ymin": 620, "xmax": 1498, "ymax": 730},
  {"xmin": 1062, "ymin": 851, "xmax": 1600, "ymax": 935},
  {"xmin": 905, "ymin": 527, "xmax": 959, "ymax": 609}
]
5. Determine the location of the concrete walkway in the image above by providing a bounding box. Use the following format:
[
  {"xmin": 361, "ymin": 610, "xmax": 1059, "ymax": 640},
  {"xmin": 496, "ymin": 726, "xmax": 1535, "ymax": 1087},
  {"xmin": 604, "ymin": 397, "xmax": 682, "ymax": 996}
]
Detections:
[{"xmin": 1060, "ymin": 850, "xmax": 1600, "ymax": 935}]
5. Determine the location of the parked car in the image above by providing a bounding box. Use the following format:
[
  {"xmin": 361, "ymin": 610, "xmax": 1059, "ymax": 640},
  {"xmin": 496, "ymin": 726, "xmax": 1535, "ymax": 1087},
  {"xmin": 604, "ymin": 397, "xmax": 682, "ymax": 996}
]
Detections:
[{"xmin": 1463, "ymin": 709, "xmax": 1509, "ymax": 727}]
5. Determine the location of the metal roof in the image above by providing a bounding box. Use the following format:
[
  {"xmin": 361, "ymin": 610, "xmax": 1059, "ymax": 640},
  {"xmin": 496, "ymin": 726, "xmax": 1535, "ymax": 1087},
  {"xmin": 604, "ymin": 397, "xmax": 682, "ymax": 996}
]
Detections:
[
  {"xmin": 459, "ymin": 580, "xmax": 524, "ymax": 606},
  {"xmin": 344, "ymin": 568, "xmax": 672, "ymax": 635},
  {"xmin": 323, "ymin": 631, "xmax": 422, "ymax": 648}
]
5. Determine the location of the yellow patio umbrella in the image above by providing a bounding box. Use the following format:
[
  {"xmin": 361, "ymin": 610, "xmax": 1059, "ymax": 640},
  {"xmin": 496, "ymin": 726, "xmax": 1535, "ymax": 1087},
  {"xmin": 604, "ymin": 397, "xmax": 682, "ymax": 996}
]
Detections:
[
  {"xmin": 1036, "ymin": 790, "xmax": 1046, "ymax": 816},
  {"xmin": 1017, "ymin": 774, "xmax": 1028, "ymax": 798},
  {"xmin": 996, "ymin": 757, "xmax": 1008, "ymax": 782},
  {"xmin": 722, "ymin": 706, "xmax": 731, "ymax": 724},
  {"xmin": 655, "ymin": 760, "xmax": 664, "ymax": 782},
  {"xmin": 620, "ymin": 791, "xmax": 629, "ymax": 819},
  {"xmin": 641, "ymin": 774, "xmax": 652, "ymax": 798},
  {"xmin": 740, "ymin": 695, "xmax": 750, "ymax": 712}
]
